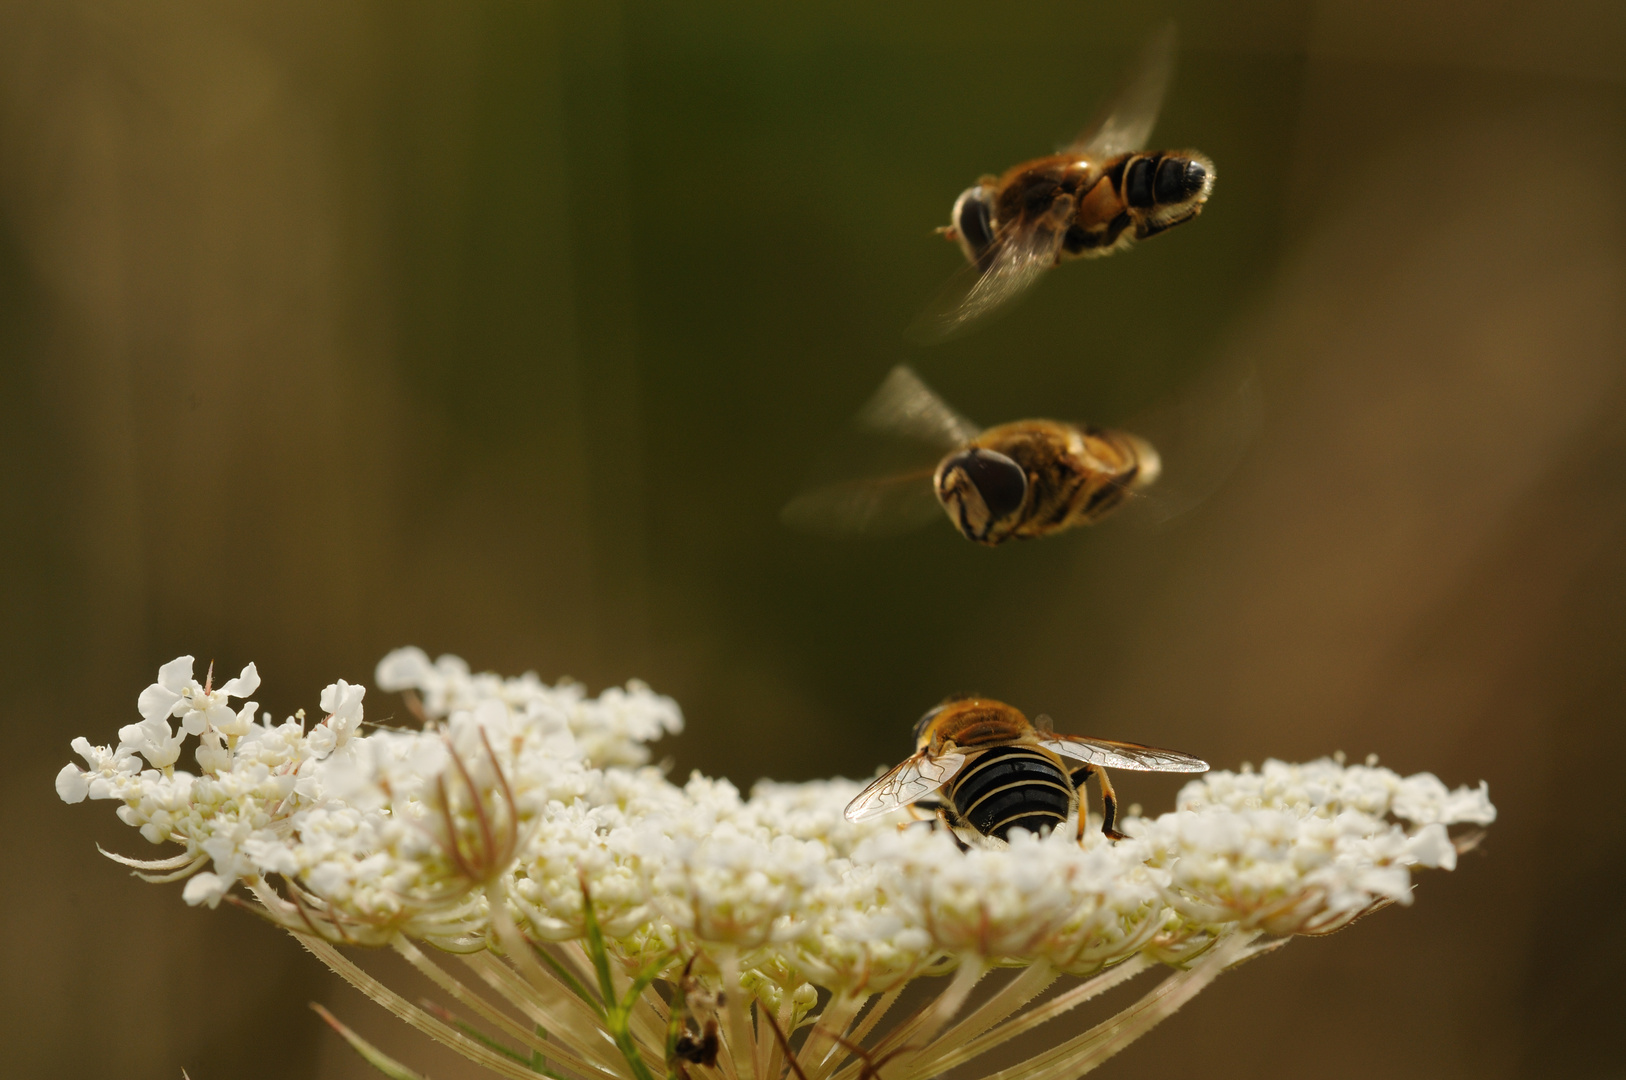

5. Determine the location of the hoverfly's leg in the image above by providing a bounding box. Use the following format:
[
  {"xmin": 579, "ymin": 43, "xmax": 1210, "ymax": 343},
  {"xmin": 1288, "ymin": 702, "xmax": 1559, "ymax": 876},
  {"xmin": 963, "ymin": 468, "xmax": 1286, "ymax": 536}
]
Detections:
[
  {"xmin": 902, "ymin": 797, "xmax": 943, "ymax": 831},
  {"xmin": 934, "ymin": 805, "xmax": 972, "ymax": 852},
  {"xmin": 1068, "ymin": 764, "xmax": 1095, "ymax": 846},
  {"xmin": 1096, "ymin": 767, "xmax": 1127, "ymax": 841},
  {"xmin": 1066, "ymin": 764, "xmax": 1092, "ymax": 845}
]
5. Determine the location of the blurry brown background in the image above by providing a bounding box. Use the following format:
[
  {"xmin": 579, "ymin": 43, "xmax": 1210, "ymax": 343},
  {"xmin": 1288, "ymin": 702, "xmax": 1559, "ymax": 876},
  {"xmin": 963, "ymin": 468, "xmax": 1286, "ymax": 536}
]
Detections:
[{"xmin": 3, "ymin": 0, "xmax": 1623, "ymax": 1077}]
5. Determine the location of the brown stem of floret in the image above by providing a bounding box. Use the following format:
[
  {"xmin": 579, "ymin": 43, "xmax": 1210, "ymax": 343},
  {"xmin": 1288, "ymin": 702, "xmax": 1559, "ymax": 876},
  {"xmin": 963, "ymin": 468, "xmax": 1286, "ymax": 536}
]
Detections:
[{"xmin": 446, "ymin": 738, "xmax": 497, "ymax": 874}]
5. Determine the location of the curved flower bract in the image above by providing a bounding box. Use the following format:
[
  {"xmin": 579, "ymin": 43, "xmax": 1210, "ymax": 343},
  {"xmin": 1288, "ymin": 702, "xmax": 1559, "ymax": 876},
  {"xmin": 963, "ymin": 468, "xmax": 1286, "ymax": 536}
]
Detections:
[{"xmin": 58, "ymin": 651, "xmax": 1496, "ymax": 1080}]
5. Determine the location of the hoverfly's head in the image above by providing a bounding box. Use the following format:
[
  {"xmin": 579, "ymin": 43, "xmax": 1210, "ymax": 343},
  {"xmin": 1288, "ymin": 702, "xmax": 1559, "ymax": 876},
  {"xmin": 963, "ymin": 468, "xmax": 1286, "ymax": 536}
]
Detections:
[
  {"xmin": 946, "ymin": 185, "xmax": 997, "ymax": 271},
  {"xmin": 912, "ymin": 703, "xmax": 949, "ymax": 749},
  {"xmin": 935, "ymin": 448, "xmax": 1028, "ymax": 546},
  {"xmin": 1123, "ymin": 433, "xmax": 1161, "ymax": 490},
  {"xmin": 912, "ymin": 694, "xmax": 983, "ymax": 750}
]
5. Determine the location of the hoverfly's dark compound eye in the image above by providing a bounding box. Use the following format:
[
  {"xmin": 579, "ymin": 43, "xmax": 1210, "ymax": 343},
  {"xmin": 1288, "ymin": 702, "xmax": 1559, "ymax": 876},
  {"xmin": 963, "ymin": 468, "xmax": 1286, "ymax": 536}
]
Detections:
[
  {"xmin": 912, "ymin": 704, "xmax": 946, "ymax": 743},
  {"xmin": 935, "ymin": 448, "xmax": 1029, "ymax": 544},
  {"xmin": 951, "ymin": 187, "xmax": 997, "ymax": 271},
  {"xmin": 959, "ymin": 449, "xmax": 1028, "ymax": 521}
]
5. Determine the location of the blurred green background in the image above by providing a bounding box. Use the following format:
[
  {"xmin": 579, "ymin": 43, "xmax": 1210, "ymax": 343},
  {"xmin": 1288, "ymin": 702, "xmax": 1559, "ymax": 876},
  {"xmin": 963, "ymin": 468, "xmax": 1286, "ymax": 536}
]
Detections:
[{"xmin": 3, "ymin": 0, "xmax": 1624, "ymax": 1077}]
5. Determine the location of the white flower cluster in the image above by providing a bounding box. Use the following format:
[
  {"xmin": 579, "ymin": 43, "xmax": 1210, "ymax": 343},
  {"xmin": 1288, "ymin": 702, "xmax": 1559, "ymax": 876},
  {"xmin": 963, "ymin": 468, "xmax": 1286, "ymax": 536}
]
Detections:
[
  {"xmin": 58, "ymin": 652, "xmax": 1494, "ymax": 1000},
  {"xmin": 375, "ymin": 647, "xmax": 680, "ymax": 768},
  {"xmin": 56, "ymin": 650, "xmax": 680, "ymax": 935},
  {"xmin": 1142, "ymin": 758, "xmax": 1496, "ymax": 936}
]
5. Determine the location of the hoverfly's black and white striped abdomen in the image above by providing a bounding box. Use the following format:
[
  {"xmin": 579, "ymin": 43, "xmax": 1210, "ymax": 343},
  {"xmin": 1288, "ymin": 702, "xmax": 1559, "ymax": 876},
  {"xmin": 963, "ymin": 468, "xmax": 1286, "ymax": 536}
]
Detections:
[
  {"xmin": 1062, "ymin": 150, "xmax": 1215, "ymax": 258},
  {"xmin": 946, "ymin": 745, "xmax": 1074, "ymax": 842},
  {"xmin": 1115, "ymin": 151, "xmax": 1214, "ymax": 239},
  {"xmin": 1123, "ymin": 153, "xmax": 1208, "ymax": 209}
]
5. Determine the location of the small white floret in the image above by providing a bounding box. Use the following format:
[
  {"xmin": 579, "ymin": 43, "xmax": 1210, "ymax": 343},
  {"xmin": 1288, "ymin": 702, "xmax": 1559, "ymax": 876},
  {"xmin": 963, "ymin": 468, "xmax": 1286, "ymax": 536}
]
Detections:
[
  {"xmin": 182, "ymin": 872, "xmax": 231, "ymax": 908},
  {"xmin": 56, "ymin": 763, "xmax": 89, "ymax": 803}
]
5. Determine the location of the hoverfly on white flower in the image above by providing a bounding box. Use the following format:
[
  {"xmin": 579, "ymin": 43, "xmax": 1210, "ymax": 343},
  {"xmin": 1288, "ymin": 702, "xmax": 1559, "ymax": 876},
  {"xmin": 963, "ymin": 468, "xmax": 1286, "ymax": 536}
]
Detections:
[{"xmin": 845, "ymin": 696, "xmax": 1207, "ymax": 845}]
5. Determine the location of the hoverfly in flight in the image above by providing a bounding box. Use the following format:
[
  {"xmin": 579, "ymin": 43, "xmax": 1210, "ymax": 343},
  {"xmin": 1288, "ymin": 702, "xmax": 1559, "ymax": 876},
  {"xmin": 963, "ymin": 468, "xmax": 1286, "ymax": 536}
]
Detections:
[
  {"xmin": 845, "ymin": 697, "xmax": 1207, "ymax": 845},
  {"xmin": 914, "ymin": 24, "xmax": 1215, "ymax": 340},
  {"xmin": 781, "ymin": 365, "xmax": 1161, "ymax": 545}
]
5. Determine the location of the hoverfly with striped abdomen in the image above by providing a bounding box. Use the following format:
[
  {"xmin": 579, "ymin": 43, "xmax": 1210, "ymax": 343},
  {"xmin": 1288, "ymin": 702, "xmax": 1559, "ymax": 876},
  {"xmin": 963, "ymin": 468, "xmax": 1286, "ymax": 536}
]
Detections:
[
  {"xmin": 915, "ymin": 24, "xmax": 1215, "ymax": 340},
  {"xmin": 844, "ymin": 697, "xmax": 1207, "ymax": 846},
  {"xmin": 781, "ymin": 366, "xmax": 1162, "ymax": 546}
]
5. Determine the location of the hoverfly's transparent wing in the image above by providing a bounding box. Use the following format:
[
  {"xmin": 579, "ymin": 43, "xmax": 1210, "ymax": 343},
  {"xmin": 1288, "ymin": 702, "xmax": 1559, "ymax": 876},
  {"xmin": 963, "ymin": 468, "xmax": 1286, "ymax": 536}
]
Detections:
[
  {"xmin": 1065, "ymin": 22, "xmax": 1177, "ymax": 160},
  {"xmin": 844, "ymin": 751, "xmax": 968, "ymax": 822},
  {"xmin": 856, "ymin": 365, "xmax": 981, "ymax": 449},
  {"xmin": 781, "ymin": 366, "xmax": 980, "ymax": 537},
  {"xmin": 1106, "ymin": 357, "xmax": 1264, "ymax": 529},
  {"xmin": 1038, "ymin": 735, "xmax": 1208, "ymax": 773},
  {"xmin": 908, "ymin": 229, "xmax": 1062, "ymax": 343},
  {"xmin": 780, "ymin": 469, "xmax": 943, "ymax": 536}
]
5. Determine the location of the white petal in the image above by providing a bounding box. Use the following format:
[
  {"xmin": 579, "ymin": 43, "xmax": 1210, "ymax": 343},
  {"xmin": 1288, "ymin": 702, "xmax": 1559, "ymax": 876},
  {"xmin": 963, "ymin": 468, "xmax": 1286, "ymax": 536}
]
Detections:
[
  {"xmin": 1442, "ymin": 781, "xmax": 1497, "ymax": 826},
  {"xmin": 321, "ymin": 680, "xmax": 366, "ymax": 724},
  {"xmin": 121, "ymin": 717, "xmax": 183, "ymax": 769},
  {"xmin": 137, "ymin": 684, "xmax": 183, "ymax": 724},
  {"xmin": 196, "ymin": 741, "xmax": 231, "ymax": 775},
  {"xmin": 307, "ymin": 724, "xmax": 337, "ymax": 759},
  {"xmin": 116, "ymin": 721, "xmax": 147, "ymax": 751},
  {"xmin": 56, "ymin": 764, "xmax": 89, "ymax": 803},
  {"xmin": 220, "ymin": 662, "xmax": 260, "ymax": 699},
  {"xmin": 144, "ymin": 741, "xmax": 183, "ymax": 770},
  {"xmin": 374, "ymin": 646, "xmax": 432, "ymax": 691},
  {"xmin": 1406, "ymin": 823, "xmax": 1457, "ymax": 870},
  {"xmin": 156, "ymin": 655, "xmax": 196, "ymax": 692},
  {"xmin": 216, "ymin": 701, "xmax": 256, "ymax": 737},
  {"xmin": 180, "ymin": 709, "xmax": 209, "ymax": 736},
  {"xmin": 182, "ymin": 872, "xmax": 230, "ymax": 908}
]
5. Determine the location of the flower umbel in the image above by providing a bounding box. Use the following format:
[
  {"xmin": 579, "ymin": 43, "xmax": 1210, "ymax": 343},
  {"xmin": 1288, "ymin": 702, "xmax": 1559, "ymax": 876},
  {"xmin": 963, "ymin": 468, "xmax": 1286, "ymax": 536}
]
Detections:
[{"xmin": 59, "ymin": 651, "xmax": 1495, "ymax": 1079}]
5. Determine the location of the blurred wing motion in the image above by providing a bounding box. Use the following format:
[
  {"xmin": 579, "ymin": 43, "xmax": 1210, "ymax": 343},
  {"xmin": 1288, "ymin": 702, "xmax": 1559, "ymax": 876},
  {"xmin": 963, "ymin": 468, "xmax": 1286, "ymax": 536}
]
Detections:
[
  {"xmin": 782, "ymin": 366, "xmax": 979, "ymax": 537},
  {"xmin": 1112, "ymin": 358, "xmax": 1263, "ymax": 528},
  {"xmin": 779, "ymin": 469, "xmax": 942, "ymax": 536},
  {"xmin": 1066, "ymin": 22, "xmax": 1176, "ymax": 159},
  {"xmin": 844, "ymin": 751, "xmax": 968, "ymax": 821},
  {"xmin": 856, "ymin": 365, "xmax": 981, "ymax": 448},
  {"xmin": 909, "ymin": 228, "xmax": 1062, "ymax": 344},
  {"xmin": 1038, "ymin": 735, "xmax": 1207, "ymax": 773}
]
